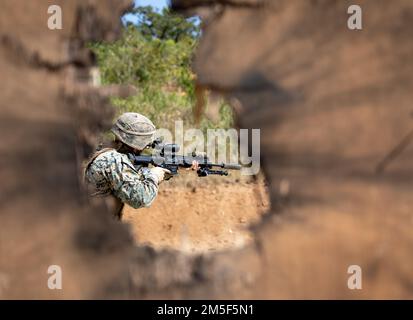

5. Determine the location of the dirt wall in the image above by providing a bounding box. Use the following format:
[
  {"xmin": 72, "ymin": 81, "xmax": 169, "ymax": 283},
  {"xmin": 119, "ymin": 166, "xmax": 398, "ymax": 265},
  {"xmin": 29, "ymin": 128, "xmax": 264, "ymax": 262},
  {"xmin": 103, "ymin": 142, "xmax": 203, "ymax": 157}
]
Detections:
[
  {"xmin": 1, "ymin": 0, "xmax": 413, "ymax": 299},
  {"xmin": 173, "ymin": 0, "xmax": 413, "ymax": 298},
  {"xmin": 0, "ymin": 0, "xmax": 134, "ymax": 299}
]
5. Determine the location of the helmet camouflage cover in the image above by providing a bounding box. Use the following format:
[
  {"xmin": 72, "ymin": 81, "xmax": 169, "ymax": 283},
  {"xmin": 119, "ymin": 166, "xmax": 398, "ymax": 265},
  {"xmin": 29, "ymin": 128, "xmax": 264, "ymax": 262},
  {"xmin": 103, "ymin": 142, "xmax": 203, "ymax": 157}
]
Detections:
[{"xmin": 111, "ymin": 112, "xmax": 156, "ymax": 150}]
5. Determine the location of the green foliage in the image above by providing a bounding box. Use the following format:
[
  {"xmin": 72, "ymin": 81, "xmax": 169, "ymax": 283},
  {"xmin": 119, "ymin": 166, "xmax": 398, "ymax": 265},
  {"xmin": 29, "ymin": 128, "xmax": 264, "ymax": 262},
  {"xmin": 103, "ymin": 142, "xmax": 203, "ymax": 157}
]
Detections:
[{"xmin": 90, "ymin": 7, "xmax": 233, "ymax": 133}]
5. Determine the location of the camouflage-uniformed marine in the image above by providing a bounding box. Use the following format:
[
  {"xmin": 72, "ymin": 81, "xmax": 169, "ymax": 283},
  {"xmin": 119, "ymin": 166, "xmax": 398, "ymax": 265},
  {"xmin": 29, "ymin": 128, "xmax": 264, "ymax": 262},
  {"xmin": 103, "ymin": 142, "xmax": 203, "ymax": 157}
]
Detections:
[
  {"xmin": 85, "ymin": 113, "xmax": 170, "ymax": 218},
  {"xmin": 85, "ymin": 149, "xmax": 159, "ymax": 208}
]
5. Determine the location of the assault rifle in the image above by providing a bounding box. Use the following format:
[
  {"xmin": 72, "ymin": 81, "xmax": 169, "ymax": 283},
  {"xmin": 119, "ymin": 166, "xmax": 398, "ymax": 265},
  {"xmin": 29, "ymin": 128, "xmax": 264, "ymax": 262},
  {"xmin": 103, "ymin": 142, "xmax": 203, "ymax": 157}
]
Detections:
[{"xmin": 128, "ymin": 138, "xmax": 241, "ymax": 177}]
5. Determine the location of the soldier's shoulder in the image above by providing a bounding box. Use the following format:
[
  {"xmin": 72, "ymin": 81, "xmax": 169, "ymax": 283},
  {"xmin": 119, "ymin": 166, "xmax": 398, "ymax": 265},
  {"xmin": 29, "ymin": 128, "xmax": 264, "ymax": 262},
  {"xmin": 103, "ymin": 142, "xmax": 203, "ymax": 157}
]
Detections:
[
  {"xmin": 87, "ymin": 149, "xmax": 128, "ymax": 171},
  {"xmin": 94, "ymin": 149, "xmax": 126, "ymax": 162}
]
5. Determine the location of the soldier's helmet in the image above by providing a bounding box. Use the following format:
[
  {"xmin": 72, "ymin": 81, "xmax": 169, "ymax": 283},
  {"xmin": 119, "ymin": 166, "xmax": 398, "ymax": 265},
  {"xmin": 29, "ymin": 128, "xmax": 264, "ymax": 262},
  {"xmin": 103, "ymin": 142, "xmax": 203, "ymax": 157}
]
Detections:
[{"xmin": 111, "ymin": 112, "xmax": 156, "ymax": 150}]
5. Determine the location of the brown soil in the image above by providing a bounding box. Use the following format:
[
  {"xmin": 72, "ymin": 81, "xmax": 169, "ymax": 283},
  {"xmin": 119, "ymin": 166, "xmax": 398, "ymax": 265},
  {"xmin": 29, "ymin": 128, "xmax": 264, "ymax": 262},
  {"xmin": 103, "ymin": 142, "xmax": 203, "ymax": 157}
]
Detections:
[{"xmin": 123, "ymin": 174, "xmax": 269, "ymax": 253}]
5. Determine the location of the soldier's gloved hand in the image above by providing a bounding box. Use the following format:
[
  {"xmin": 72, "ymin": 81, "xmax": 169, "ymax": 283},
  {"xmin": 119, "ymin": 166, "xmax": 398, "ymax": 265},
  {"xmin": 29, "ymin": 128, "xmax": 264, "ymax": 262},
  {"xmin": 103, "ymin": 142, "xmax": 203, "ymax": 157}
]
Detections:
[{"xmin": 150, "ymin": 167, "xmax": 171, "ymax": 184}]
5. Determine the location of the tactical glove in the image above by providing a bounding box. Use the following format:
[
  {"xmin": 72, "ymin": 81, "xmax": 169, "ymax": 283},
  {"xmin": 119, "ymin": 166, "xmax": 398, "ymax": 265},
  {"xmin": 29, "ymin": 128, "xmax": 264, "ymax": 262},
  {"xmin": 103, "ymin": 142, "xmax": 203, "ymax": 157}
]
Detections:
[{"xmin": 150, "ymin": 167, "xmax": 171, "ymax": 183}]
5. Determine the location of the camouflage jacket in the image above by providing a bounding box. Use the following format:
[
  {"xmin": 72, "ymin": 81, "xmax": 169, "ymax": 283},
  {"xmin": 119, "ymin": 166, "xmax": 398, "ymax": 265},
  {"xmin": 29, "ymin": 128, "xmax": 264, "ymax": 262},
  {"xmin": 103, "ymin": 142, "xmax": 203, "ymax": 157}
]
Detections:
[{"xmin": 85, "ymin": 149, "xmax": 159, "ymax": 209}]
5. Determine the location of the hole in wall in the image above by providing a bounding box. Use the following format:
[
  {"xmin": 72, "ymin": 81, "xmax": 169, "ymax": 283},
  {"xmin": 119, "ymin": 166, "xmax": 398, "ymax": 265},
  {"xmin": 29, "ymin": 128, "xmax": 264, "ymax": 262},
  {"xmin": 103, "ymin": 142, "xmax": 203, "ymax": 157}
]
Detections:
[{"xmin": 87, "ymin": 4, "xmax": 269, "ymax": 254}]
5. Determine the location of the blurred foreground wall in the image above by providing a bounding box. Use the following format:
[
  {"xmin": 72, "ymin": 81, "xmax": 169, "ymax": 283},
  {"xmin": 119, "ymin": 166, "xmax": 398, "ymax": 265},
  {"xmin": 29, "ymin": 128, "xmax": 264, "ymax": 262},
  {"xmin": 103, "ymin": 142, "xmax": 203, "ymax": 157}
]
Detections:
[
  {"xmin": 1, "ymin": 0, "xmax": 413, "ymax": 299},
  {"xmin": 172, "ymin": 0, "xmax": 413, "ymax": 298},
  {"xmin": 0, "ymin": 0, "xmax": 134, "ymax": 299}
]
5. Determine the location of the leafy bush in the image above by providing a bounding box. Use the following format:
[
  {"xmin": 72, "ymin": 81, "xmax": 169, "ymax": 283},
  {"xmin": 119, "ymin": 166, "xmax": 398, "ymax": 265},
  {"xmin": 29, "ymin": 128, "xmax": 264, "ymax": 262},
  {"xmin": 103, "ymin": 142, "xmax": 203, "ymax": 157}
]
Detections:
[{"xmin": 90, "ymin": 7, "xmax": 233, "ymax": 133}]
